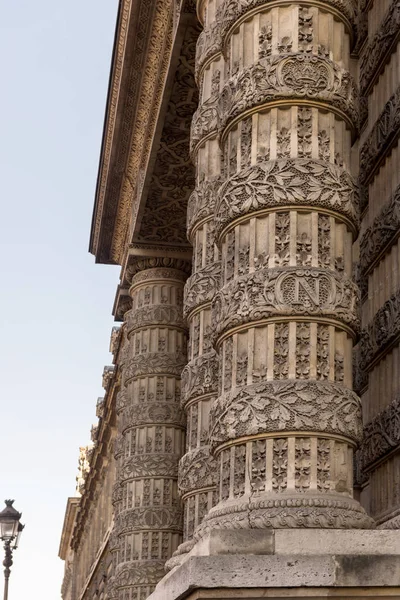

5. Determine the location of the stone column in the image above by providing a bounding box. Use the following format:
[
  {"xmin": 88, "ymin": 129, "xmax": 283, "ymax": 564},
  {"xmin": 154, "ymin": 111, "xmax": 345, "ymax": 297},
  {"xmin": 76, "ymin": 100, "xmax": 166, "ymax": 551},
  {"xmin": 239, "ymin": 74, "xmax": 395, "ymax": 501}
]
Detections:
[
  {"xmin": 192, "ymin": 0, "xmax": 373, "ymax": 533},
  {"xmin": 114, "ymin": 258, "xmax": 189, "ymax": 598}
]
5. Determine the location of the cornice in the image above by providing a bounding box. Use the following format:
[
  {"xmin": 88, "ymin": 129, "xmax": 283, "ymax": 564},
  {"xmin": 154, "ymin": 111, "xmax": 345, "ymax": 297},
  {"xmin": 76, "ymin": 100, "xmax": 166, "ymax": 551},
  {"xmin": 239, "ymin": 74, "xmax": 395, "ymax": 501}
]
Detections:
[
  {"xmin": 58, "ymin": 497, "xmax": 79, "ymax": 559},
  {"xmin": 90, "ymin": 0, "xmax": 178, "ymax": 265}
]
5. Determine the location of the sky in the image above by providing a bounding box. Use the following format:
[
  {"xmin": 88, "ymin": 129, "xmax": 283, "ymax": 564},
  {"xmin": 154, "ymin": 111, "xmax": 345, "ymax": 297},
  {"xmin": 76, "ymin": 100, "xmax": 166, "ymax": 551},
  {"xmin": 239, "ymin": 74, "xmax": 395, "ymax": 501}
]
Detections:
[{"xmin": 0, "ymin": 1, "xmax": 120, "ymax": 598}]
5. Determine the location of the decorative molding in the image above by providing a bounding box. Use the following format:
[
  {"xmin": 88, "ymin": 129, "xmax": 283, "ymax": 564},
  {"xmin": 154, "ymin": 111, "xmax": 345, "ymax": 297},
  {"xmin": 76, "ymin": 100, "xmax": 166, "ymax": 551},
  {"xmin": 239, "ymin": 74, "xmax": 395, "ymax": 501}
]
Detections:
[
  {"xmin": 117, "ymin": 506, "xmax": 183, "ymax": 533},
  {"xmin": 184, "ymin": 262, "xmax": 222, "ymax": 317},
  {"xmin": 359, "ymin": 288, "xmax": 400, "ymax": 372},
  {"xmin": 121, "ymin": 402, "xmax": 185, "ymax": 431},
  {"xmin": 360, "ymin": 395, "xmax": 400, "ymax": 471},
  {"xmin": 360, "ymin": 182, "xmax": 400, "ymax": 276},
  {"xmin": 126, "ymin": 305, "xmax": 186, "ymax": 334},
  {"xmin": 115, "ymin": 560, "xmax": 166, "ymax": 587},
  {"xmin": 215, "ymin": 159, "xmax": 359, "ymax": 241},
  {"xmin": 210, "ymin": 380, "xmax": 363, "ymax": 449},
  {"xmin": 220, "ymin": 54, "xmax": 358, "ymax": 134},
  {"xmin": 178, "ymin": 446, "xmax": 216, "ymax": 494},
  {"xmin": 360, "ymin": 85, "xmax": 400, "ymax": 187},
  {"xmin": 124, "ymin": 352, "xmax": 187, "ymax": 381},
  {"xmin": 360, "ymin": 0, "xmax": 400, "ymax": 96},
  {"xmin": 181, "ymin": 351, "xmax": 219, "ymax": 406},
  {"xmin": 199, "ymin": 496, "xmax": 373, "ymax": 532},
  {"xmin": 190, "ymin": 93, "xmax": 219, "ymax": 154},
  {"xmin": 213, "ymin": 267, "xmax": 360, "ymax": 338},
  {"xmin": 119, "ymin": 454, "xmax": 181, "ymax": 479},
  {"xmin": 128, "ymin": 257, "xmax": 191, "ymax": 280}
]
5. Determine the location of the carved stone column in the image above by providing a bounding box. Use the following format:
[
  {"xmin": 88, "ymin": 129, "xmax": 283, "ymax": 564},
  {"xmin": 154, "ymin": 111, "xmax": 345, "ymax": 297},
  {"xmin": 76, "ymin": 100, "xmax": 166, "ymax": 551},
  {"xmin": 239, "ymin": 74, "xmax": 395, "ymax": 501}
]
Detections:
[
  {"xmin": 114, "ymin": 258, "xmax": 189, "ymax": 598},
  {"xmin": 193, "ymin": 0, "xmax": 373, "ymax": 532}
]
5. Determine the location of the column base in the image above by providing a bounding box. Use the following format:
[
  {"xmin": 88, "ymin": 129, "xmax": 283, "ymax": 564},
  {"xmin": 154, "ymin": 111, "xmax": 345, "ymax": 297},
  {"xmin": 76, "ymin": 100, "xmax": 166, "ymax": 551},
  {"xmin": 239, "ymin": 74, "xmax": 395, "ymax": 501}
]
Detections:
[
  {"xmin": 147, "ymin": 529, "xmax": 400, "ymax": 600},
  {"xmin": 196, "ymin": 493, "xmax": 374, "ymax": 534}
]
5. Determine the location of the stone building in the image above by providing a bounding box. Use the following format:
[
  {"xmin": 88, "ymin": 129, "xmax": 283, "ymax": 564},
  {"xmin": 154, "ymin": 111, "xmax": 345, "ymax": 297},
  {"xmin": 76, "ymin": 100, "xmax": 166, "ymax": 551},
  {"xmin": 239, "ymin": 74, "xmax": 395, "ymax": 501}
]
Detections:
[{"xmin": 59, "ymin": 0, "xmax": 400, "ymax": 598}]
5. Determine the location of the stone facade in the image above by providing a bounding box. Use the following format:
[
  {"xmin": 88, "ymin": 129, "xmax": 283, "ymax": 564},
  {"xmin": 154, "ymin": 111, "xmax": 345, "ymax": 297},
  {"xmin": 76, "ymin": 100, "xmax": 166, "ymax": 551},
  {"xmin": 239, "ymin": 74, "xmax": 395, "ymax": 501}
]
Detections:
[{"xmin": 60, "ymin": 0, "xmax": 400, "ymax": 598}]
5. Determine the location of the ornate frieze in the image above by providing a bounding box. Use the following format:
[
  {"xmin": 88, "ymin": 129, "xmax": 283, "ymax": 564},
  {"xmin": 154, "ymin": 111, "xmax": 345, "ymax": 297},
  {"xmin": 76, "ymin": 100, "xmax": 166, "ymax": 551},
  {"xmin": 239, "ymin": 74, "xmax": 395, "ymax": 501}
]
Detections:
[
  {"xmin": 119, "ymin": 454, "xmax": 181, "ymax": 479},
  {"xmin": 121, "ymin": 403, "xmax": 185, "ymax": 431},
  {"xmin": 361, "ymin": 395, "xmax": 400, "ymax": 471},
  {"xmin": 213, "ymin": 267, "xmax": 360, "ymax": 338},
  {"xmin": 215, "ymin": 159, "xmax": 359, "ymax": 240},
  {"xmin": 115, "ymin": 560, "xmax": 165, "ymax": 588},
  {"xmin": 210, "ymin": 380, "xmax": 363, "ymax": 449},
  {"xmin": 126, "ymin": 305, "xmax": 186, "ymax": 334},
  {"xmin": 117, "ymin": 506, "xmax": 183, "ymax": 533},
  {"xmin": 124, "ymin": 352, "xmax": 187, "ymax": 382},
  {"xmin": 178, "ymin": 446, "xmax": 216, "ymax": 495},
  {"xmin": 359, "ymin": 85, "xmax": 400, "ymax": 186},
  {"xmin": 360, "ymin": 0, "xmax": 400, "ymax": 96},
  {"xmin": 360, "ymin": 182, "xmax": 400, "ymax": 276},
  {"xmin": 360, "ymin": 288, "xmax": 400, "ymax": 372},
  {"xmin": 219, "ymin": 55, "xmax": 359, "ymax": 136},
  {"xmin": 184, "ymin": 262, "xmax": 222, "ymax": 317},
  {"xmin": 181, "ymin": 351, "xmax": 219, "ymax": 406}
]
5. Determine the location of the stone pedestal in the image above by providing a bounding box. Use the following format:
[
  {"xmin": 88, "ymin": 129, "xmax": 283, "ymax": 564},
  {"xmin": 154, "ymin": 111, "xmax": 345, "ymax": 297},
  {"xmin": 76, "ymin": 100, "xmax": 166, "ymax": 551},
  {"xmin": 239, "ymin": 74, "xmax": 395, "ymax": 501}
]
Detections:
[{"xmin": 148, "ymin": 529, "xmax": 400, "ymax": 600}]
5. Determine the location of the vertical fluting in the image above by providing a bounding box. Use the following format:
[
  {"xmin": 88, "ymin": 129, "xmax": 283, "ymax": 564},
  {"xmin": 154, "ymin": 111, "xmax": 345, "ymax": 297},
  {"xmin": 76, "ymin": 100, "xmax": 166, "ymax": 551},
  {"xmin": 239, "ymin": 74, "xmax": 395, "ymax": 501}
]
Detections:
[
  {"xmin": 114, "ymin": 258, "xmax": 190, "ymax": 598},
  {"xmin": 191, "ymin": 0, "xmax": 373, "ymax": 532}
]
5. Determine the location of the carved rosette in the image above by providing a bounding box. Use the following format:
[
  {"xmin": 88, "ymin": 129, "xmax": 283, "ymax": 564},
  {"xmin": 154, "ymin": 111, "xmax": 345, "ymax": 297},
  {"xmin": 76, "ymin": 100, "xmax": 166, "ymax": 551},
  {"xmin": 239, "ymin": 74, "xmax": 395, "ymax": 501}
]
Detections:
[
  {"xmin": 191, "ymin": 0, "xmax": 372, "ymax": 534},
  {"xmin": 114, "ymin": 261, "xmax": 189, "ymax": 595}
]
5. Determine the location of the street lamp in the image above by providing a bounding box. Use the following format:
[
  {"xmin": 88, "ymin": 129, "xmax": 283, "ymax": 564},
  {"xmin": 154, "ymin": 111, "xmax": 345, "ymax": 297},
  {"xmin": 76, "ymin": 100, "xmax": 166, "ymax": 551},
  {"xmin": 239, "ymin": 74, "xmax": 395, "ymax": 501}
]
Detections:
[{"xmin": 0, "ymin": 501, "xmax": 24, "ymax": 600}]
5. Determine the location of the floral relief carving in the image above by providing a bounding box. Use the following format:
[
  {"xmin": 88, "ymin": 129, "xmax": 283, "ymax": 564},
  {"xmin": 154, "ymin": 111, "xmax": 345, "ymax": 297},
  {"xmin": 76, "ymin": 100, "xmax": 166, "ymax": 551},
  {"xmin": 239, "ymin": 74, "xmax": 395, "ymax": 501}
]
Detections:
[
  {"xmin": 195, "ymin": 21, "xmax": 222, "ymax": 83},
  {"xmin": 119, "ymin": 454, "xmax": 181, "ymax": 479},
  {"xmin": 277, "ymin": 126, "xmax": 291, "ymax": 158},
  {"xmin": 360, "ymin": 182, "xmax": 400, "ymax": 276},
  {"xmin": 118, "ymin": 506, "xmax": 183, "ymax": 534},
  {"xmin": 178, "ymin": 446, "xmax": 216, "ymax": 494},
  {"xmin": 360, "ymin": 85, "xmax": 400, "ymax": 187},
  {"xmin": 317, "ymin": 325, "xmax": 330, "ymax": 380},
  {"xmin": 360, "ymin": 1, "xmax": 400, "ymax": 96},
  {"xmin": 126, "ymin": 306, "xmax": 186, "ymax": 335},
  {"xmin": 121, "ymin": 403, "xmax": 185, "ymax": 432},
  {"xmin": 296, "ymin": 323, "xmax": 311, "ymax": 379},
  {"xmin": 296, "ymin": 232, "xmax": 312, "ymax": 266},
  {"xmin": 251, "ymin": 439, "xmax": 266, "ymax": 493},
  {"xmin": 295, "ymin": 438, "xmax": 311, "ymax": 491},
  {"xmin": 273, "ymin": 439, "xmax": 288, "ymax": 492},
  {"xmin": 212, "ymin": 266, "xmax": 360, "ymax": 339},
  {"xmin": 275, "ymin": 213, "xmax": 290, "ymax": 267},
  {"xmin": 240, "ymin": 118, "xmax": 252, "ymax": 168},
  {"xmin": 298, "ymin": 7, "xmax": 313, "ymax": 53},
  {"xmin": 215, "ymin": 159, "xmax": 359, "ymax": 241},
  {"xmin": 258, "ymin": 24, "xmax": 272, "ymax": 59},
  {"xmin": 209, "ymin": 380, "xmax": 363, "ymax": 449},
  {"xmin": 124, "ymin": 352, "xmax": 187, "ymax": 382},
  {"xmin": 317, "ymin": 439, "xmax": 331, "ymax": 491},
  {"xmin": 298, "ymin": 108, "xmax": 312, "ymax": 158},
  {"xmin": 361, "ymin": 395, "xmax": 400, "ymax": 471},
  {"xmin": 181, "ymin": 351, "xmax": 219, "ymax": 406},
  {"xmin": 274, "ymin": 323, "xmax": 289, "ymax": 379},
  {"xmin": 359, "ymin": 288, "xmax": 400, "ymax": 372},
  {"xmin": 184, "ymin": 261, "xmax": 222, "ymax": 317},
  {"xmin": 219, "ymin": 54, "xmax": 358, "ymax": 136},
  {"xmin": 233, "ymin": 445, "xmax": 246, "ymax": 497},
  {"xmin": 187, "ymin": 177, "xmax": 222, "ymax": 239}
]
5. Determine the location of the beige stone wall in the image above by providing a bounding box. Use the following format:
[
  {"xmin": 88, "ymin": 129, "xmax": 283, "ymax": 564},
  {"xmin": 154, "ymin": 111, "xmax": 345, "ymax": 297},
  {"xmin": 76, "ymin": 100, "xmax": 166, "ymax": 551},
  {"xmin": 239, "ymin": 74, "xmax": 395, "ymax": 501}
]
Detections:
[{"xmin": 357, "ymin": 0, "xmax": 400, "ymax": 528}]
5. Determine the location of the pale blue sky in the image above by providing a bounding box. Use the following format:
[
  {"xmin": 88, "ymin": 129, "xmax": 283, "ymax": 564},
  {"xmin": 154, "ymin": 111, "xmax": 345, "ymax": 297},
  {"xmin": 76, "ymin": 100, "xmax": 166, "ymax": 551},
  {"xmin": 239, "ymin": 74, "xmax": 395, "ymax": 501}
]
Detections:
[{"xmin": 0, "ymin": 1, "xmax": 120, "ymax": 598}]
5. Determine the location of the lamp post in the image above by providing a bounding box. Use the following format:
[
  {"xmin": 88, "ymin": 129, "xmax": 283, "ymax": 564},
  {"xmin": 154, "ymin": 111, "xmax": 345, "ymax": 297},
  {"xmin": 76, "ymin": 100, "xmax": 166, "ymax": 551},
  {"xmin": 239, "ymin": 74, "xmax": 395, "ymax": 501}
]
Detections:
[{"xmin": 0, "ymin": 501, "xmax": 24, "ymax": 600}]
